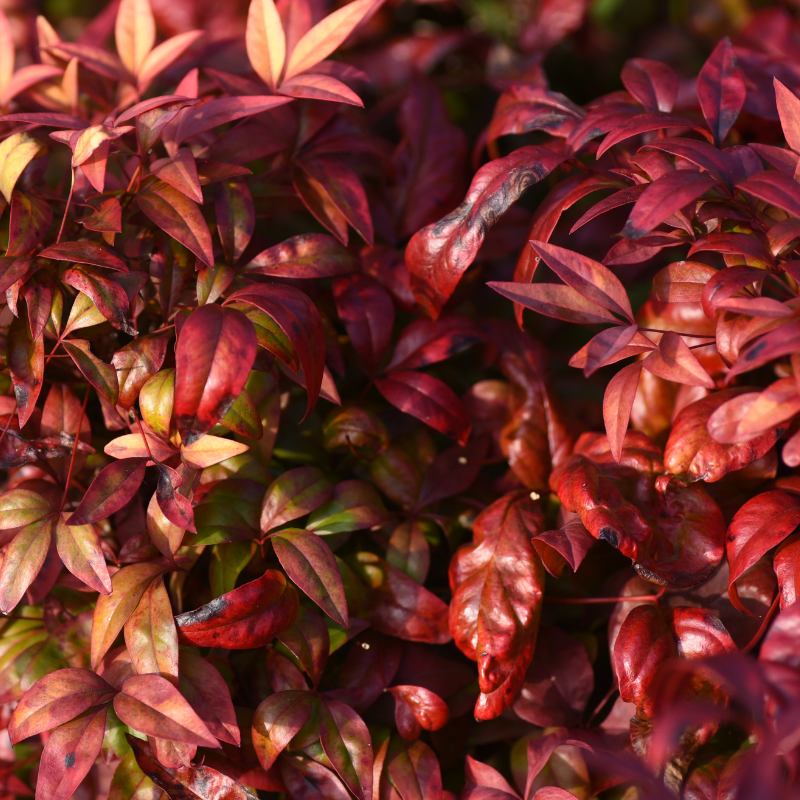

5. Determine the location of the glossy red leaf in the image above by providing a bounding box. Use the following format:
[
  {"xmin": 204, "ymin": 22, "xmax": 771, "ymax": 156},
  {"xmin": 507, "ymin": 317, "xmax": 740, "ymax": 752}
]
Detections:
[
  {"xmin": 174, "ymin": 304, "xmax": 257, "ymax": 444},
  {"xmin": 726, "ymin": 490, "xmax": 800, "ymax": 613},
  {"xmin": 697, "ymin": 37, "xmax": 746, "ymax": 146},
  {"xmin": 388, "ymin": 685, "xmax": 449, "ymax": 740},
  {"xmin": 580, "ymin": 325, "xmax": 640, "ymax": 377},
  {"xmin": 386, "ymin": 314, "xmax": 484, "ymax": 373},
  {"xmin": 62, "ymin": 339, "xmax": 120, "ymax": 405},
  {"xmin": 375, "ymin": 370, "xmax": 471, "ymax": 444},
  {"xmin": 551, "ymin": 432, "xmax": 725, "ymax": 587},
  {"xmin": 7, "ymin": 312, "xmax": 44, "ymax": 427},
  {"xmin": 665, "ymin": 388, "xmax": 784, "ymax": 482},
  {"xmin": 151, "ymin": 148, "xmax": 203, "ymax": 204},
  {"xmin": 91, "ymin": 563, "xmax": 166, "ymax": 668},
  {"xmin": 215, "ymin": 178, "xmax": 254, "ymax": 266},
  {"xmin": 68, "ymin": 458, "xmax": 148, "ymax": 526},
  {"xmin": 448, "ymin": 492, "xmax": 545, "ymax": 719},
  {"xmin": 38, "ymin": 241, "xmax": 127, "ymax": 271},
  {"xmin": 489, "ymin": 281, "xmax": 620, "ymax": 326},
  {"xmin": 271, "ymin": 529, "xmax": 348, "ymax": 626},
  {"xmin": 8, "ymin": 191, "xmax": 53, "ymax": 257},
  {"xmin": 226, "ymin": 283, "xmax": 325, "ymax": 418},
  {"xmin": 55, "ymin": 515, "xmax": 112, "ymax": 595},
  {"xmin": 123, "ymin": 574, "xmax": 179, "ymax": 681},
  {"xmin": 406, "ymin": 146, "xmax": 567, "ymax": 318},
  {"xmin": 333, "ymin": 273, "xmax": 394, "ymax": 374},
  {"xmin": 622, "ymin": 171, "xmax": 716, "ymax": 239},
  {"xmin": 349, "ymin": 552, "xmax": 451, "ymax": 644},
  {"xmin": 175, "ymin": 569, "xmax": 298, "ymax": 649}
]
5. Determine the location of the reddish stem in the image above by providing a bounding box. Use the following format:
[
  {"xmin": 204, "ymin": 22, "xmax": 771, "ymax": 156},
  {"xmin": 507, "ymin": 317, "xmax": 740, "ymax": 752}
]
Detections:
[
  {"xmin": 59, "ymin": 389, "xmax": 90, "ymax": 513},
  {"xmin": 639, "ymin": 328, "xmax": 715, "ymax": 338},
  {"xmin": 131, "ymin": 407, "xmax": 155, "ymax": 461},
  {"xmin": 546, "ymin": 593, "xmax": 661, "ymax": 605},
  {"xmin": 740, "ymin": 593, "xmax": 781, "ymax": 655},
  {"xmin": 56, "ymin": 170, "xmax": 75, "ymax": 244}
]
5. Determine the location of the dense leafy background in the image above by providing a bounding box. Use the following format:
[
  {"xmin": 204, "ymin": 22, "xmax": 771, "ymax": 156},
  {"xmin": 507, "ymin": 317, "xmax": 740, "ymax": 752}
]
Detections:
[{"xmin": 1, "ymin": 1, "xmax": 800, "ymax": 799}]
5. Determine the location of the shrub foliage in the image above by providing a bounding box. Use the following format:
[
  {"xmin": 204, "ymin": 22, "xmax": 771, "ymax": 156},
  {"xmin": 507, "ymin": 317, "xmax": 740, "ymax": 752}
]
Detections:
[{"xmin": 1, "ymin": 0, "xmax": 800, "ymax": 799}]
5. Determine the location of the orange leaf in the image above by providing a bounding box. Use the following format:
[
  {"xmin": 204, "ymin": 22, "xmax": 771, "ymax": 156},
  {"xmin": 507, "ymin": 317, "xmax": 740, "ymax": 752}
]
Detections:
[
  {"xmin": 115, "ymin": 0, "xmax": 155, "ymax": 77},
  {"xmin": 246, "ymin": 0, "xmax": 286, "ymax": 91},
  {"xmin": 284, "ymin": 0, "xmax": 379, "ymax": 81}
]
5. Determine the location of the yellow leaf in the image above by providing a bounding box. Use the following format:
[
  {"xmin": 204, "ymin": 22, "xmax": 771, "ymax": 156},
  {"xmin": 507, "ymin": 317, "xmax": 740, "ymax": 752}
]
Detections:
[
  {"xmin": 0, "ymin": 133, "xmax": 44, "ymax": 203},
  {"xmin": 284, "ymin": 0, "xmax": 378, "ymax": 82},
  {"xmin": 246, "ymin": 0, "xmax": 286, "ymax": 91},
  {"xmin": 180, "ymin": 435, "xmax": 249, "ymax": 469},
  {"xmin": 115, "ymin": 0, "xmax": 156, "ymax": 77}
]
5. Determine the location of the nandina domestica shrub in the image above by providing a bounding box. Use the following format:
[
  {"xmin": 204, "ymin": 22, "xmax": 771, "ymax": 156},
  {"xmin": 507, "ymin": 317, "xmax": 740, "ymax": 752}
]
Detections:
[{"xmin": 2, "ymin": 0, "xmax": 800, "ymax": 798}]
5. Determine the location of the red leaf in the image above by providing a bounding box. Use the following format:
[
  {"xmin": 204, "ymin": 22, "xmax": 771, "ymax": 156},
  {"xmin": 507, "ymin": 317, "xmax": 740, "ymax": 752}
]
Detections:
[
  {"xmin": 449, "ymin": 492, "xmax": 545, "ymax": 719},
  {"xmin": 38, "ymin": 241, "xmax": 127, "ymax": 271},
  {"xmin": 174, "ymin": 304, "xmax": 257, "ymax": 444},
  {"xmin": 318, "ymin": 696, "xmax": 373, "ymax": 800},
  {"xmin": 127, "ymin": 735, "xmax": 257, "ymax": 800},
  {"xmin": 551, "ymin": 432, "xmax": 725, "ymax": 587},
  {"xmin": 8, "ymin": 191, "xmax": 52, "ymax": 257},
  {"xmin": 622, "ymin": 171, "xmax": 716, "ymax": 239},
  {"xmin": 114, "ymin": 673, "xmax": 219, "ymax": 747},
  {"xmin": 665, "ymin": 388, "xmax": 784, "ymax": 482},
  {"xmin": 175, "ymin": 569, "xmax": 298, "ymax": 649},
  {"xmin": 215, "ymin": 178, "xmax": 254, "ymax": 266},
  {"xmin": 375, "ymin": 370, "xmax": 471, "ymax": 444},
  {"xmin": 178, "ymin": 650, "xmax": 240, "ymax": 746},
  {"xmin": 271, "ymin": 529, "xmax": 348, "ymax": 626},
  {"xmin": 489, "ymin": 281, "xmax": 621, "ymax": 326},
  {"xmin": 279, "ymin": 73, "xmax": 363, "ymax": 106},
  {"xmin": 36, "ymin": 707, "xmax": 108, "ymax": 800},
  {"xmin": 252, "ymin": 690, "xmax": 315, "ymax": 770},
  {"xmin": 68, "ymin": 458, "xmax": 148, "ymax": 526},
  {"xmin": 295, "ymin": 157, "xmax": 373, "ymax": 245},
  {"xmin": 579, "ymin": 325, "xmax": 640, "ymax": 377},
  {"xmin": 737, "ymin": 170, "xmax": 800, "ymax": 219},
  {"xmin": 603, "ymin": 361, "xmax": 642, "ymax": 463},
  {"xmin": 642, "ymin": 332, "xmax": 714, "ymax": 388},
  {"xmin": 513, "ymin": 626, "xmax": 593, "ymax": 727},
  {"xmin": 226, "ymin": 283, "xmax": 325, "ymax": 419},
  {"xmin": 388, "ymin": 685, "xmax": 449, "ymax": 740},
  {"xmin": 596, "ymin": 113, "xmax": 708, "ymax": 158},
  {"xmin": 392, "ymin": 73, "xmax": 468, "ymax": 239},
  {"xmin": 246, "ymin": 233, "xmax": 357, "ymax": 279},
  {"xmin": 333, "ymin": 273, "xmax": 394, "ymax": 374},
  {"xmin": 151, "ymin": 148, "xmax": 203, "ymax": 204},
  {"xmin": 386, "ymin": 314, "xmax": 484, "ymax": 372},
  {"xmin": 7, "ymin": 312, "xmax": 44, "ymax": 427},
  {"xmin": 349, "ymin": 552, "xmax": 452, "ymax": 644},
  {"xmin": 697, "ymin": 37, "xmax": 746, "ymax": 146},
  {"xmin": 621, "ymin": 58, "xmax": 679, "ymax": 112},
  {"xmin": 406, "ymin": 146, "xmax": 567, "ymax": 318},
  {"xmin": 776, "ymin": 79, "xmax": 800, "ymax": 155},
  {"xmin": 136, "ymin": 180, "xmax": 214, "ymax": 267},
  {"xmin": 8, "ymin": 668, "xmax": 114, "ymax": 744},
  {"xmin": 726, "ymin": 490, "xmax": 800, "ymax": 613}
]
